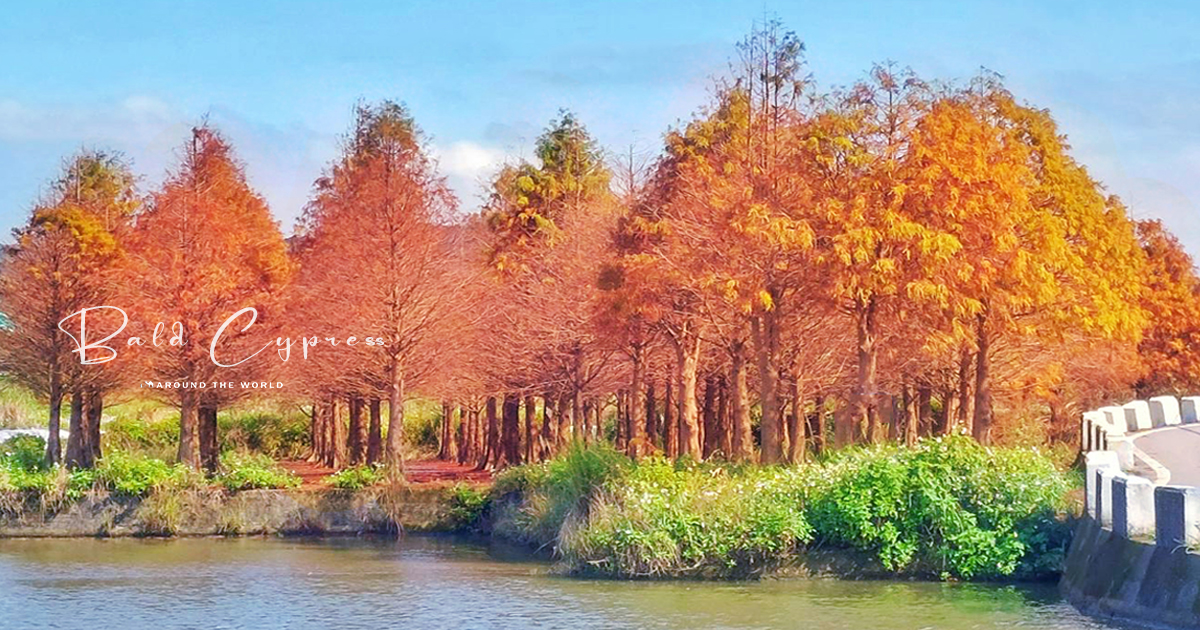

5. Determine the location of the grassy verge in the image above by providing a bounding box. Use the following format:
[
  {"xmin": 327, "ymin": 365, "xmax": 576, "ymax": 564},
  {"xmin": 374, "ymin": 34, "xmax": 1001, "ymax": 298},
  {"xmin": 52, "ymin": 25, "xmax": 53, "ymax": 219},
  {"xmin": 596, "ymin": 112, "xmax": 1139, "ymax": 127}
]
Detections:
[
  {"xmin": 0, "ymin": 435, "xmax": 301, "ymax": 509},
  {"xmin": 488, "ymin": 437, "xmax": 1071, "ymax": 581}
]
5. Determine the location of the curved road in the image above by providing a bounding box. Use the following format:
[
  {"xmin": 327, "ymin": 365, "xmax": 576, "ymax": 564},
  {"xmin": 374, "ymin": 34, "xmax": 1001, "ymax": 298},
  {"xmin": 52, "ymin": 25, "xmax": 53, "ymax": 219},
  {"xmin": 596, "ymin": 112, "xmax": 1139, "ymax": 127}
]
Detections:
[{"xmin": 1133, "ymin": 424, "xmax": 1200, "ymax": 487}]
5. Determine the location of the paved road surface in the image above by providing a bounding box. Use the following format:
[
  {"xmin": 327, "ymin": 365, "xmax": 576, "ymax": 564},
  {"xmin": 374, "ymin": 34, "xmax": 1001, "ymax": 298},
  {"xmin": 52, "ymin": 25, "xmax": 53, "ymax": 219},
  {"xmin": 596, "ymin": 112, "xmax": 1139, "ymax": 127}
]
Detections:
[{"xmin": 1133, "ymin": 424, "xmax": 1200, "ymax": 486}]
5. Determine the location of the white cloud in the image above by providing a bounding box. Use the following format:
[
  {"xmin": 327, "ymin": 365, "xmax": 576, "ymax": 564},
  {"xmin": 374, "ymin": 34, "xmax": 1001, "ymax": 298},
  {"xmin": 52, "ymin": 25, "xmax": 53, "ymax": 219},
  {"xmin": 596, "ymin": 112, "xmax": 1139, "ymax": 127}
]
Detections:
[{"xmin": 430, "ymin": 141, "xmax": 511, "ymax": 209}]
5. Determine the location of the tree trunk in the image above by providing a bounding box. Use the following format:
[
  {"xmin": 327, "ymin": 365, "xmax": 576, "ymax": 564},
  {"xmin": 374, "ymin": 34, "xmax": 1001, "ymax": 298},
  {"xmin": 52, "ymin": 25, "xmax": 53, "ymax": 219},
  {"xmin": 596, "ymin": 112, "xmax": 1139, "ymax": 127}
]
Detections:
[
  {"xmin": 629, "ymin": 347, "xmax": 646, "ymax": 458},
  {"xmin": 787, "ymin": 374, "xmax": 805, "ymax": 463},
  {"xmin": 65, "ymin": 389, "xmax": 86, "ymax": 469},
  {"xmin": 45, "ymin": 372, "xmax": 62, "ymax": 467},
  {"xmin": 878, "ymin": 393, "xmax": 897, "ymax": 441},
  {"xmin": 349, "ymin": 396, "xmax": 366, "ymax": 465},
  {"xmin": 752, "ymin": 313, "xmax": 783, "ymax": 463},
  {"xmin": 956, "ymin": 349, "xmax": 974, "ymax": 435},
  {"xmin": 730, "ymin": 343, "xmax": 752, "ymax": 462},
  {"xmin": 614, "ymin": 390, "xmax": 626, "ymax": 449},
  {"xmin": 458, "ymin": 405, "xmax": 474, "ymax": 464},
  {"xmin": 917, "ymin": 387, "xmax": 933, "ymax": 437},
  {"xmin": 903, "ymin": 385, "xmax": 919, "ymax": 447},
  {"xmin": 559, "ymin": 393, "xmax": 572, "ymax": 447},
  {"xmin": 676, "ymin": 333, "xmax": 702, "ymax": 459},
  {"xmin": 717, "ymin": 374, "xmax": 732, "ymax": 459},
  {"xmin": 367, "ymin": 398, "xmax": 382, "ymax": 464},
  {"xmin": 198, "ymin": 403, "xmax": 218, "ymax": 474},
  {"xmin": 177, "ymin": 389, "xmax": 199, "ymax": 469},
  {"xmin": 481, "ymin": 396, "xmax": 498, "ymax": 470},
  {"xmin": 972, "ymin": 313, "xmax": 993, "ymax": 444},
  {"xmin": 541, "ymin": 395, "xmax": 556, "ymax": 459},
  {"xmin": 834, "ymin": 399, "xmax": 853, "ymax": 449},
  {"xmin": 701, "ymin": 374, "xmax": 717, "ymax": 459},
  {"xmin": 663, "ymin": 377, "xmax": 677, "ymax": 459},
  {"xmin": 384, "ymin": 361, "xmax": 406, "ymax": 477},
  {"xmin": 812, "ymin": 393, "xmax": 826, "ymax": 455},
  {"xmin": 329, "ymin": 398, "xmax": 345, "ymax": 469},
  {"xmin": 851, "ymin": 296, "xmax": 878, "ymax": 446},
  {"xmin": 645, "ymin": 381, "xmax": 657, "ymax": 449},
  {"xmin": 523, "ymin": 395, "xmax": 536, "ymax": 463},
  {"xmin": 308, "ymin": 402, "xmax": 321, "ymax": 463},
  {"xmin": 438, "ymin": 401, "xmax": 456, "ymax": 462},
  {"xmin": 571, "ymin": 389, "xmax": 583, "ymax": 443},
  {"xmin": 86, "ymin": 389, "xmax": 103, "ymax": 466}
]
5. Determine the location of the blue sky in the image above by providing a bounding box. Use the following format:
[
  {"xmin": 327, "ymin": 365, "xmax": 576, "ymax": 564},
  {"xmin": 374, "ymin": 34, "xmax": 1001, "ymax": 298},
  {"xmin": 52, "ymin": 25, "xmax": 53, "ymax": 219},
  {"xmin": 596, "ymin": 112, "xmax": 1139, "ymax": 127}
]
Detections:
[{"xmin": 3, "ymin": 1, "xmax": 1199, "ymax": 252}]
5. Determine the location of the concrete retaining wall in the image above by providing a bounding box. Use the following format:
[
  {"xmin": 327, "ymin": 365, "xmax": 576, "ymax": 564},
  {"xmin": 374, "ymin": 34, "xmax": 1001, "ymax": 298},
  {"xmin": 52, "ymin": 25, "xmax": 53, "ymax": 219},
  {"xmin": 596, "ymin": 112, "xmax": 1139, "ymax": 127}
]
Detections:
[
  {"xmin": 1062, "ymin": 517, "xmax": 1200, "ymax": 629},
  {"xmin": 0, "ymin": 486, "xmax": 460, "ymax": 537},
  {"xmin": 1072, "ymin": 397, "xmax": 1200, "ymax": 628}
]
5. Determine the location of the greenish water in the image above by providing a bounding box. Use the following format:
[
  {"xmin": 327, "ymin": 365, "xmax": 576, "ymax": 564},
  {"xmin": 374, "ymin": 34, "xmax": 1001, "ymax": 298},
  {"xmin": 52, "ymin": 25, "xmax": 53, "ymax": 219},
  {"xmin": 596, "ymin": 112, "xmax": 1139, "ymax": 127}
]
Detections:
[{"xmin": 0, "ymin": 536, "xmax": 1121, "ymax": 629}]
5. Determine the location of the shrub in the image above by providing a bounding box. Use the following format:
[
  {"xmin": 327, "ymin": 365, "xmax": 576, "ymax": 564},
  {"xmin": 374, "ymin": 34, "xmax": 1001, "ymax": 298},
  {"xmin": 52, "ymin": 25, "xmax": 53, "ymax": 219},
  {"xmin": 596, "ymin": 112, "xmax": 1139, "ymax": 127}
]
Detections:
[
  {"xmin": 217, "ymin": 453, "xmax": 300, "ymax": 491},
  {"xmin": 403, "ymin": 399, "xmax": 441, "ymax": 454},
  {"xmin": 804, "ymin": 436, "xmax": 1070, "ymax": 580},
  {"xmin": 219, "ymin": 411, "xmax": 310, "ymax": 460},
  {"xmin": 0, "ymin": 434, "xmax": 47, "ymax": 471},
  {"xmin": 500, "ymin": 437, "xmax": 1070, "ymax": 581},
  {"xmin": 104, "ymin": 414, "xmax": 179, "ymax": 460},
  {"xmin": 445, "ymin": 484, "xmax": 489, "ymax": 530},
  {"xmin": 95, "ymin": 452, "xmax": 189, "ymax": 496},
  {"xmin": 495, "ymin": 441, "xmax": 629, "ymax": 545},
  {"xmin": 562, "ymin": 459, "xmax": 812, "ymax": 578},
  {"xmin": 326, "ymin": 464, "xmax": 383, "ymax": 490}
]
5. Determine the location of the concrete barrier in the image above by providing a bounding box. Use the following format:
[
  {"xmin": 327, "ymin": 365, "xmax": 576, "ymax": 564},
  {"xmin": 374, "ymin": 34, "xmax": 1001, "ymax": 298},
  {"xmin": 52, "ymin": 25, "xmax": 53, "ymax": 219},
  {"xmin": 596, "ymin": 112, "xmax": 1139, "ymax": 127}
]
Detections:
[
  {"xmin": 1148, "ymin": 396, "xmax": 1181, "ymax": 427},
  {"xmin": 1099, "ymin": 406, "xmax": 1127, "ymax": 435},
  {"xmin": 1154, "ymin": 485, "xmax": 1200, "ymax": 549},
  {"xmin": 1086, "ymin": 451, "xmax": 1120, "ymax": 518},
  {"xmin": 1108, "ymin": 436, "xmax": 1136, "ymax": 469},
  {"xmin": 1098, "ymin": 467, "xmax": 1121, "ymax": 528},
  {"xmin": 1082, "ymin": 411, "xmax": 1105, "ymax": 452},
  {"xmin": 1113, "ymin": 475, "xmax": 1156, "ymax": 539},
  {"xmin": 1181, "ymin": 396, "xmax": 1200, "ymax": 423},
  {"xmin": 1122, "ymin": 401, "xmax": 1153, "ymax": 432}
]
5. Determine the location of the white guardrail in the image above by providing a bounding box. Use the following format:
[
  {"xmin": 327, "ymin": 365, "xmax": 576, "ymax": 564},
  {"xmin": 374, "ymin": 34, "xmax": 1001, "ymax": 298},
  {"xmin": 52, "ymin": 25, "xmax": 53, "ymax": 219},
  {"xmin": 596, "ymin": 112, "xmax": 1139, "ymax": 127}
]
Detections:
[{"xmin": 1083, "ymin": 396, "xmax": 1200, "ymax": 549}]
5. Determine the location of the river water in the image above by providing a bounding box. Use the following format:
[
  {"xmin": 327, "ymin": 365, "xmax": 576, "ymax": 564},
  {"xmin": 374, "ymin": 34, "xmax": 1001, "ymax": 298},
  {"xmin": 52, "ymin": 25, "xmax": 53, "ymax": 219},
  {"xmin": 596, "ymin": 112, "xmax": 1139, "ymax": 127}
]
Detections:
[{"xmin": 0, "ymin": 536, "xmax": 1124, "ymax": 629}]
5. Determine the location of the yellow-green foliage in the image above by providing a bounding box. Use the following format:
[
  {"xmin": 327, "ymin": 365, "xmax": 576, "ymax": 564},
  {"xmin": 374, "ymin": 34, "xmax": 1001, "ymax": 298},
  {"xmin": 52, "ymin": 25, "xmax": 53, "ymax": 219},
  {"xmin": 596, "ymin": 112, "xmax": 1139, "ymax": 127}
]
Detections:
[
  {"xmin": 0, "ymin": 377, "xmax": 51, "ymax": 429},
  {"xmin": 216, "ymin": 453, "xmax": 300, "ymax": 491},
  {"xmin": 326, "ymin": 465, "xmax": 384, "ymax": 490},
  {"xmin": 218, "ymin": 406, "xmax": 310, "ymax": 459}
]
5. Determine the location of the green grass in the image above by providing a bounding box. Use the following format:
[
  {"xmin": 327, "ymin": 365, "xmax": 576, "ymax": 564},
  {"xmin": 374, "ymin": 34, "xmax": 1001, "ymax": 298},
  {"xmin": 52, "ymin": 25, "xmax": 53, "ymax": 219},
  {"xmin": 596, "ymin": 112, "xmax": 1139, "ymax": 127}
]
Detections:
[
  {"xmin": 326, "ymin": 464, "xmax": 384, "ymax": 490},
  {"xmin": 495, "ymin": 437, "xmax": 1072, "ymax": 580},
  {"xmin": 216, "ymin": 453, "xmax": 301, "ymax": 491},
  {"xmin": 0, "ymin": 377, "xmax": 51, "ymax": 429}
]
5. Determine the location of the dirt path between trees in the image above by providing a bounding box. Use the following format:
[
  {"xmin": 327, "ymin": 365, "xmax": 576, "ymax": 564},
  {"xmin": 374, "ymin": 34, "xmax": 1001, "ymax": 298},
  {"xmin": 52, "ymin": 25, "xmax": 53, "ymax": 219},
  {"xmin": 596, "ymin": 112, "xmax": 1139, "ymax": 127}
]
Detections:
[{"xmin": 280, "ymin": 459, "xmax": 493, "ymax": 489}]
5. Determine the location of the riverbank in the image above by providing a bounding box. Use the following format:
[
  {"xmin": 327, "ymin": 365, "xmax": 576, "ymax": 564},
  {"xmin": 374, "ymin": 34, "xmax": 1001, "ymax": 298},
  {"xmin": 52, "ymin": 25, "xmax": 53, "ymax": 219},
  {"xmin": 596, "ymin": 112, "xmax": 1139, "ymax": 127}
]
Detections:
[
  {"xmin": 0, "ymin": 484, "xmax": 478, "ymax": 537},
  {"xmin": 485, "ymin": 438, "xmax": 1074, "ymax": 581},
  {"xmin": 0, "ymin": 437, "xmax": 1076, "ymax": 585}
]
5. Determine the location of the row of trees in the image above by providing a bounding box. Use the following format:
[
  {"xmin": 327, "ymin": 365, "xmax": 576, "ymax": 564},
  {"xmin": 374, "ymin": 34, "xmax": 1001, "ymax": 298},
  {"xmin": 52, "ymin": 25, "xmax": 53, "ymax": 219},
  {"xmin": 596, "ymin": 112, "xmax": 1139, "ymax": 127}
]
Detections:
[{"xmin": 3, "ymin": 20, "xmax": 1199, "ymax": 475}]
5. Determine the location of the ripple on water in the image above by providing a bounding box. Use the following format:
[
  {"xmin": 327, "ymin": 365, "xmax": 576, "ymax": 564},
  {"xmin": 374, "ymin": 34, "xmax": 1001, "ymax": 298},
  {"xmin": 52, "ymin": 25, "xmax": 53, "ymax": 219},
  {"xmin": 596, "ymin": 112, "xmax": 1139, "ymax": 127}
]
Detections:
[{"xmin": 0, "ymin": 537, "xmax": 1125, "ymax": 630}]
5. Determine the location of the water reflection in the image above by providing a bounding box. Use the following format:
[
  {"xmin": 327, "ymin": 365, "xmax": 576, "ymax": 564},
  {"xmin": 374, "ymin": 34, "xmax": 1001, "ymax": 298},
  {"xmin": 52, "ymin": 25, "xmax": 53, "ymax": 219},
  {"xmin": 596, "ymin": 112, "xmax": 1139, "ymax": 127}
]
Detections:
[{"xmin": 0, "ymin": 536, "xmax": 1121, "ymax": 629}]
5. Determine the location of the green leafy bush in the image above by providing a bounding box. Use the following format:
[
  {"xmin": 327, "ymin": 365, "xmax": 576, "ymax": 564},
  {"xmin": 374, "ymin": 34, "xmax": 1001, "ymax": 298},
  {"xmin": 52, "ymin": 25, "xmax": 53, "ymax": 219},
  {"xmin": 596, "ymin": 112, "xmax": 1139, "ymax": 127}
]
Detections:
[
  {"xmin": 219, "ymin": 411, "xmax": 309, "ymax": 459},
  {"xmin": 0, "ymin": 434, "xmax": 47, "ymax": 471},
  {"xmin": 445, "ymin": 484, "xmax": 489, "ymax": 530},
  {"xmin": 326, "ymin": 464, "xmax": 384, "ymax": 490},
  {"xmin": 217, "ymin": 453, "xmax": 300, "ymax": 491},
  {"xmin": 498, "ymin": 437, "xmax": 1070, "ymax": 580},
  {"xmin": 95, "ymin": 452, "xmax": 190, "ymax": 496},
  {"xmin": 104, "ymin": 414, "xmax": 179, "ymax": 460},
  {"xmin": 563, "ymin": 458, "xmax": 812, "ymax": 577},
  {"xmin": 804, "ymin": 436, "xmax": 1069, "ymax": 579},
  {"xmin": 403, "ymin": 399, "xmax": 441, "ymax": 454},
  {"xmin": 495, "ymin": 441, "xmax": 629, "ymax": 545}
]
